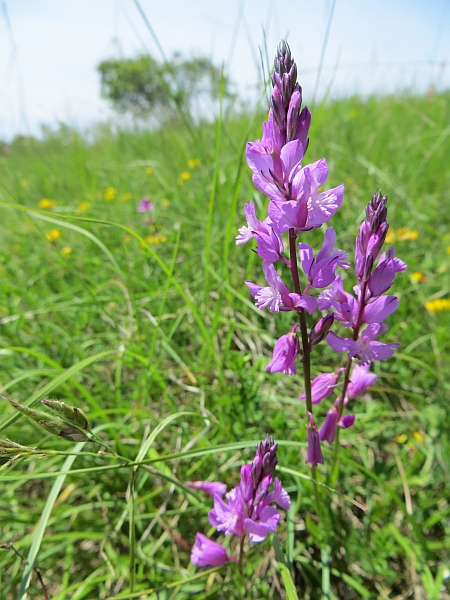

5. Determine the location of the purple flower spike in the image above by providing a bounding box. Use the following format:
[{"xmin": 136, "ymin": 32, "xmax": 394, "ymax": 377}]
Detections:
[
  {"xmin": 191, "ymin": 533, "xmax": 230, "ymax": 567},
  {"xmin": 300, "ymin": 371, "xmax": 340, "ymax": 404},
  {"xmin": 306, "ymin": 413, "xmax": 324, "ymax": 466},
  {"xmin": 186, "ymin": 481, "xmax": 227, "ymax": 497},
  {"xmin": 266, "ymin": 327, "xmax": 300, "ymax": 375},
  {"xmin": 347, "ymin": 363, "xmax": 377, "ymax": 400},
  {"xmin": 138, "ymin": 197, "xmax": 154, "ymax": 212}
]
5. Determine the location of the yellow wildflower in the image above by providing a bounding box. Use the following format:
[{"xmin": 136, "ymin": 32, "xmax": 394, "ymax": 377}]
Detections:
[
  {"xmin": 188, "ymin": 158, "xmax": 200, "ymax": 168},
  {"xmin": 413, "ymin": 432, "xmax": 424, "ymax": 442},
  {"xmin": 123, "ymin": 235, "xmax": 131, "ymax": 243},
  {"xmin": 145, "ymin": 167, "xmax": 153, "ymax": 175},
  {"xmin": 177, "ymin": 171, "xmax": 191, "ymax": 185},
  {"xmin": 446, "ymin": 246, "xmax": 450, "ymax": 254},
  {"xmin": 46, "ymin": 229, "xmax": 62, "ymax": 241},
  {"xmin": 20, "ymin": 179, "xmax": 30, "ymax": 187},
  {"xmin": 39, "ymin": 198, "xmax": 56, "ymax": 209},
  {"xmin": 160, "ymin": 234, "xmax": 167, "ymax": 242},
  {"xmin": 120, "ymin": 192, "xmax": 133, "ymax": 201},
  {"xmin": 410, "ymin": 272, "xmax": 424, "ymax": 283},
  {"xmin": 162, "ymin": 199, "xmax": 170, "ymax": 207},
  {"xmin": 61, "ymin": 247, "xmax": 72, "ymax": 255},
  {"xmin": 425, "ymin": 298, "xmax": 450, "ymax": 312},
  {"xmin": 104, "ymin": 187, "xmax": 116, "ymax": 201},
  {"xmin": 396, "ymin": 227, "xmax": 418, "ymax": 241},
  {"xmin": 145, "ymin": 235, "xmax": 161, "ymax": 244},
  {"xmin": 396, "ymin": 434, "xmax": 407, "ymax": 443},
  {"xmin": 78, "ymin": 202, "xmax": 90, "ymax": 212}
]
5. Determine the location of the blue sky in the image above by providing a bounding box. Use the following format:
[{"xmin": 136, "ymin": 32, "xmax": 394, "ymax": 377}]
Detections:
[{"xmin": 1, "ymin": 0, "xmax": 449, "ymax": 139}]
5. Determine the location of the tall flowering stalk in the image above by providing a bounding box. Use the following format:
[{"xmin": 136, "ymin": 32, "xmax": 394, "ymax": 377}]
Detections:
[
  {"xmin": 189, "ymin": 436, "xmax": 290, "ymax": 569},
  {"xmin": 237, "ymin": 41, "xmax": 406, "ymax": 469}
]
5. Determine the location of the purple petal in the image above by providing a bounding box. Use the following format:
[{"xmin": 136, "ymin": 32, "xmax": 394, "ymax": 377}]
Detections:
[
  {"xmin": 306, "ymin": 413, "xmax": 324, "ymax": 467},
  {"xmin": 307, "ymin": 184, "xmax": 344, "ymax": 228},
  {"xmin": 363, "ymin": 341, "xmax": 399, "ymax": 364},
  {"xmin": 298, "ymin": 243, "xmax": 314, "ymax": 280},
  {"xmin": 326, "ymin": 332, "xmax": 359, "ymax": 355},
  {"xmin": 363, "ymin": 296, "xmax": 398, "ymax": 324},
  {"xmin": 264, "ymin": 477, "xmax": 291, "ymax": 510},
  {"xmin": 319, "ymin": 407, "xmax": 339, "ymax": 444},
  {"xmin": 191, "ymin": 533, "xmax": 229, "ymax": 567},
  {"xmin": 266, "ymin": 331, "xmax": 300, "ymax": 375},
  {"xmin": 186, "ymin": 481, "xmax": 227, "ymax": 497},
  {"xmin": 300, "ymin": 371, "xmax": 339, "ymax": 404},
  {"xmin": 368, "ymin": 259, "xmax": 395, "ymax": 296},
  {"xmin": 347, "ymin": 364, "xmax": 377, "ymax": 399}
]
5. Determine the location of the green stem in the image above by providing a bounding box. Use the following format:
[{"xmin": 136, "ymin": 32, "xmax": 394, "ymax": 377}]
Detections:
[{"xmin": 238, "ymin": 535, "xmax": 245, "ymax": 574}]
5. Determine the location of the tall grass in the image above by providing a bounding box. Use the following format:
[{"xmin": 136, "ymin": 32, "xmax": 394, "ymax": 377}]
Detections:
[{"xmin": 0, "ymin": 91, "xmax": 449, "ymax": 599}]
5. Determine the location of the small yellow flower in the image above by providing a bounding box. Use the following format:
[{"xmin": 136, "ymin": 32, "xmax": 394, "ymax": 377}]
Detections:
[
  {"xmin": 385, "ymin": 230, "xmax": 396, "ymax": 243},
  {"xmin": 145, "ymin": 235, "xmax": 160, "ymax": 244},
  {"xmin": 162, "ymin": 199, "xmax": 170, "ymax": 207},
  {"xmin": 349, "ymin": 109, "xmax": 358, "ymax": 118},
  {"xmin": 46, "ymin": 229, "xmax": 62, "ymax": 241},
  {"xmin": 39, "ymin": 198, "xmax": 56, "ymax": 209},
  {"xmin": 410, "ymin": 272, "xmax": 424, "ymax": 283},
  {"xmin": 145, "ymin": 167, "xmax": 153, "ymax": 175},
  {"xmin": 104, "ymin": 187, "xmax": 116, "ymax": 201},
  {"xmin": 177, "ymin": 171, "xmax": 191, "ymax": 185},
  {"xmin": 413, "ymin": 432, "xmax": 424, "ymax": 442},
  {"xmin": 78, "ymin": 202, "xmax": 91, "ymax": 212},
  {"xmin": 120, "ymin": 192, "xmax": 133, "ymax": 201},
  {"xmin": 61, "ymin": 246, "xmax": 72, "ymax": 255},
  {"xmin": 188, "ymin": 158, "xmax": 200, "ymax": 168},
  {"xmin": 396, "ymin": 434, "xmax": 407, "ymax": 444},
  {"xmin": 160, "ymin": 234, "xmax": 167, "ymax": 242},
  {"xmin": 21, "ymin": 179, "xmax": 30, "ymax": 187},
  {"xmin": 396, "ymin": 227, "xmax": 418, "ymax": 241},
  {"xmin": 123, "ymin": 234, "xmax": 131, "ymax": 243},
  {"xmin": 425, "ymin": 298, "xmax": 450, "ymax": 312},
  {"xmin": 446, "ymin": 246, "xmax": 450, "ymax": 254}
]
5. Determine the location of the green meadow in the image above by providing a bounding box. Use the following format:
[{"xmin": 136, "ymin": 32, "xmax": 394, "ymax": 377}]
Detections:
[{"xmin": 0, "ymin": 91, "xmax": 449, "ymax": 599}]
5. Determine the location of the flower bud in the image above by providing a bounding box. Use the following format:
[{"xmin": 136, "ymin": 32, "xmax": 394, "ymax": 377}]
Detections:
[{"xmin": 309, "ymin": 314, "xmax": 335, "ymax": 347}]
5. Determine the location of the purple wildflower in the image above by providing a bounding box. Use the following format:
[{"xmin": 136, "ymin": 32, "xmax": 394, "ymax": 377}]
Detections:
[
  {"xmin": 206, "ymin": 436, "xmax": 290, "ymax": 544},
  {"xmin": 300, "ymin": 371, "xmax": 341, "ymax": 404},
  {"xmin": 245, "ymin": 262, "xmax": 317, "ymax": 314},
  {"xmin": 346, "ymin": 363, "xmax": 377, "ymax": 400},
  {"xmin": 327, "ymin": 324, "xmax": 399, "ymax": 365},
  {"xmin": 138, "ymin": 197, "xmax": 154, "ymax": 212},
  {"xmin": 299, "ymin": 227, "xmax": 350, "ymax": 289},
  {"xmin": 190, "ymin": 533, "xmax": 230, "ymax": 567},
  {"xmin": 306, "ymin": 413, "xmax": 324, "ymax": 467},
  {"xmin": 186, "ymin": 481, "xmax": 227, "ymax": 497},
  {"xmin": 266, "ymin": 326, "xmax": 300, "ymax": 375}
]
